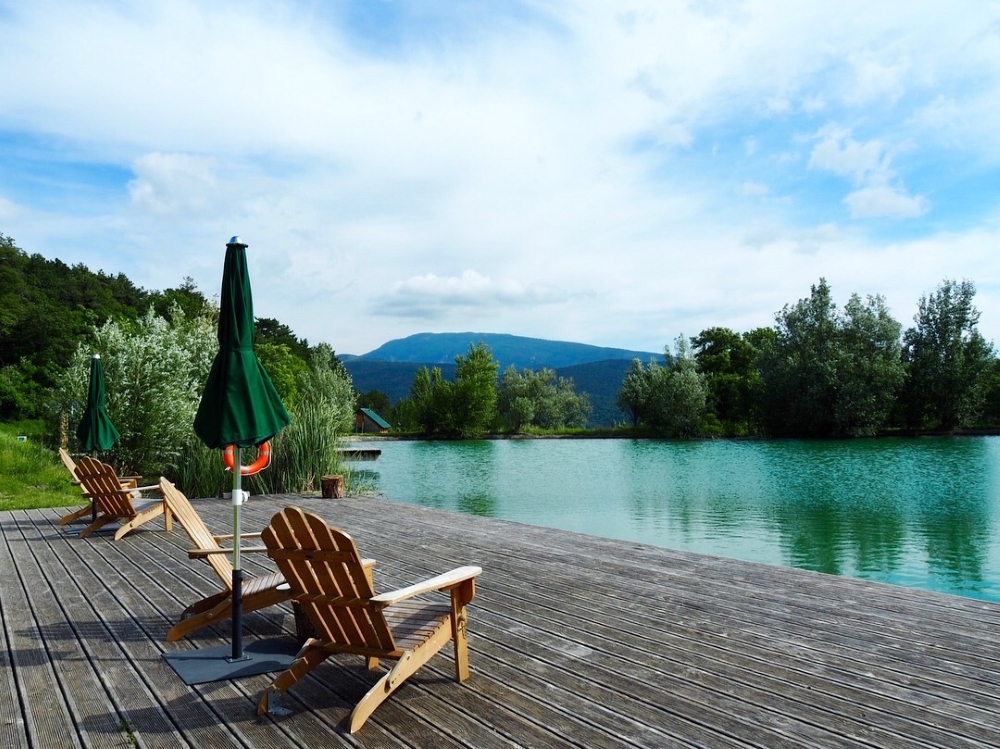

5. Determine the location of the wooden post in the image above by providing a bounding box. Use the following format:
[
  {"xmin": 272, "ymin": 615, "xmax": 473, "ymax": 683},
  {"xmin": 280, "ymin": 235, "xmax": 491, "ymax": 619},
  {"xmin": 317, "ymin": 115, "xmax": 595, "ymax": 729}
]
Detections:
[{"xmin": 321, "ymin": 475, "xmax": 345, "ymax": 499}]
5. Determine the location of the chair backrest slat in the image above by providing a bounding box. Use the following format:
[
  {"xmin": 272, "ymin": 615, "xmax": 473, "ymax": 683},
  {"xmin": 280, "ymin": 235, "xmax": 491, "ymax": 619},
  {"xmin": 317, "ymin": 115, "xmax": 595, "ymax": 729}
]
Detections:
[
  {"xmin": 263, "ymin": 507, "xmax": 395, "ymax": 652},
  {"xmin": 75, "ymin": 456, "xmax": 135, "ymax": 520},
  {"xmin": 159, "ymin": 478, "xmax": 233, "ymax": 588}
]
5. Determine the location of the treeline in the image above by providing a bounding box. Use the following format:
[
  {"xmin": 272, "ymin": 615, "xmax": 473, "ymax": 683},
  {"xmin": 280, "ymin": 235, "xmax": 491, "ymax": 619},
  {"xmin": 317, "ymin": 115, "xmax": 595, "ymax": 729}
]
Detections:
[
  {"xmin": 0, "ymin": 233, "xmax": 342, "ymax": 422},
  {"xmin": 383, "ymin": 343, "xmax": 592, "ymax": 438},
  {"xmin": 619, "ymin": 278, "xmax": 999, "ymax": 438},
  {"xmin": 6, "ymin": 230, "xmax": 999, "ymax": 442}
]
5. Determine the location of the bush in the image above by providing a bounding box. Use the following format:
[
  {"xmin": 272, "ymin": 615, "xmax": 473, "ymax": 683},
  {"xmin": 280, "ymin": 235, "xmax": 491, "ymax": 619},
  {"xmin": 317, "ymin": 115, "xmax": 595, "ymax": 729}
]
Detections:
[{"xmin": 53, "ymin": 305, "xmax": 216, "ymax": 476}]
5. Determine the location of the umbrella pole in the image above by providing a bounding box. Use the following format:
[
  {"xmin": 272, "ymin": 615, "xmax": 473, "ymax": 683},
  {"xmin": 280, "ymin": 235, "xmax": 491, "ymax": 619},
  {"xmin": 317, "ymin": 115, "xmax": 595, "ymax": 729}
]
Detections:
[{"xmin": 230, "ymin": 447, "xmax": 246, "ymax": 662}]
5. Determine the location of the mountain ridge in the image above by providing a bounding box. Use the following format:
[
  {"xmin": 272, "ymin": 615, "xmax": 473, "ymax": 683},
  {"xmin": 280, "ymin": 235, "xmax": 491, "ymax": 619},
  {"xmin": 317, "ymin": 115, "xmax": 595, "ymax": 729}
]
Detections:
[{"xmin": 349, "ymin": 331, "xmax": 660, "ymax": 369}]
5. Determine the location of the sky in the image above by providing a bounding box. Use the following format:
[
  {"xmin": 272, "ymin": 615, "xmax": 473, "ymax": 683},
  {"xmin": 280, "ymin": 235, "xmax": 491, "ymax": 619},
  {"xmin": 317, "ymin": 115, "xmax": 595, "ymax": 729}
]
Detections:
[{"xmin": 2, "ymin": 1, "xmax": 1000, "ymax": 356}]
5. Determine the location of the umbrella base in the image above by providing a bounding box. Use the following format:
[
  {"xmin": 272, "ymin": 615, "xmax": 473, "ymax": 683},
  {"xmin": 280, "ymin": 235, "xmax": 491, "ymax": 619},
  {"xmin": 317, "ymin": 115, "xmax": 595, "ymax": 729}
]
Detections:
[{"xmin": 163, "ymin": 637, "xmax": 299, "ymax": 685}]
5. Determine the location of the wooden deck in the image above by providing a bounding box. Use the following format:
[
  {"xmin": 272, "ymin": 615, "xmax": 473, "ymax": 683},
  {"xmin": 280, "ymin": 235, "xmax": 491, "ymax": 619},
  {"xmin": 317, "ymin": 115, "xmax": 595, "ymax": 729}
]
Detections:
[{"xmin": 3, "ymin": 494, "xmax": 1000, "ymax": 748}]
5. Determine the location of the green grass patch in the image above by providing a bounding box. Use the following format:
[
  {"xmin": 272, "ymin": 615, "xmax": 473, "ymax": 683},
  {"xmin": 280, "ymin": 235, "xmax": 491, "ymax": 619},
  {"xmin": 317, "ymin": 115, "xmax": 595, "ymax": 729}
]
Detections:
[{"xmin": 0, "ymin": 430, "xmax": 82, "ymax": 512}]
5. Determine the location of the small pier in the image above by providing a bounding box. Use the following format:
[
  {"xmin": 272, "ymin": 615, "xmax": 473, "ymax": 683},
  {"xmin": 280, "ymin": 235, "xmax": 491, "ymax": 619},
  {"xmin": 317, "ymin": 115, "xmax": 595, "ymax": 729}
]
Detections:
[
  {"xmin": 3, "ymin": 494, "xmax": 1000, "ymax": 747},
  {"xmin": 336, "ymin": 447, "xmax": 381, "ymax": 461}
]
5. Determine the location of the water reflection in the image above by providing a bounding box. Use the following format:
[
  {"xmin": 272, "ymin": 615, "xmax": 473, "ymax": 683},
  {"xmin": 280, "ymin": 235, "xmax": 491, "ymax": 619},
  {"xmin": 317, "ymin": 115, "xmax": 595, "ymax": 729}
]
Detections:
[{"xmin": 363, "ymin": 437, "xmax": 1000, "ymax": 602}]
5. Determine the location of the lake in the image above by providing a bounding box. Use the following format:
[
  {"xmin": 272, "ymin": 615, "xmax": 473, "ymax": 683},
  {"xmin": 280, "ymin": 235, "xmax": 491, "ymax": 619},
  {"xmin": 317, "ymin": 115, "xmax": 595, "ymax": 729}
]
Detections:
[{"xmin": 350, "ymin": 436, "xmax": 1000, "ymax": 603}]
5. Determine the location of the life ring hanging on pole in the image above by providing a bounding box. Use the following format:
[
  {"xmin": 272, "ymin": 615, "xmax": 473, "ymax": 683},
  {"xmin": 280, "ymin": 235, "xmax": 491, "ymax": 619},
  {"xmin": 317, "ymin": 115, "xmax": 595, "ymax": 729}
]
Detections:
[{"xmin": 223, "ymin": 441, "xmax": 271, "ymax": 476}]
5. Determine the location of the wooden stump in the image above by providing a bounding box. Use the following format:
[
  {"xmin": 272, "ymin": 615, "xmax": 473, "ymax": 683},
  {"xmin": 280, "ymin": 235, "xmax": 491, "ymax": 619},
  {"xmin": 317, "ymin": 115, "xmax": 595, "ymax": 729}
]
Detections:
[{"xmin": 321, "ymin": 474, "xmax": 344, "ymax": 499}]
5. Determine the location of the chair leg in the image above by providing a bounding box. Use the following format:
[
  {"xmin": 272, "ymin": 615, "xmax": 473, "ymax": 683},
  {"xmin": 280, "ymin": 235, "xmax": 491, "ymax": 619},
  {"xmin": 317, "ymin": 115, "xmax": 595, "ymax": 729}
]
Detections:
[
  {"xmin": 348, "ymin": 624, "xmax": 453, "ymax": 734},
  {"xmin": 59, "ymin": 504, "xmax": 92, "ymax": 526},
  {"xmin": 180, "ymin": 589, "xmax": 231, "ymax": 618},
  {"xmin": 114, "ymin": 506, "xmax": 164, "ymax": 540},
  {"xmin": 451, "ymin": 604, "xmax": 471, "ymax": 682},
  {"xmin": 258, "ymin": 643, "xmax": 332, "ymax": 716},
  {"xmin": 79, "ymin": 516, "xmax": 115, "ymax": 538},
  {"xmin": 166, "ymin": 597, "xmax": 233, "ymax": 641}
]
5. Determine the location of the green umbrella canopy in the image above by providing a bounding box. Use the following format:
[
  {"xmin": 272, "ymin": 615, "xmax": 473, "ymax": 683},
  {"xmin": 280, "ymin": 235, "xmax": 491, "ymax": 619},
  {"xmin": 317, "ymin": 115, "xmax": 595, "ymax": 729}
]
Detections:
[
  {"xmin": 194, "ymin": 238, "xmax": 291, "ymax": 450},
  {"xmin": 76, "ymin": 354, "xmax": 120, "ymax": 452}
]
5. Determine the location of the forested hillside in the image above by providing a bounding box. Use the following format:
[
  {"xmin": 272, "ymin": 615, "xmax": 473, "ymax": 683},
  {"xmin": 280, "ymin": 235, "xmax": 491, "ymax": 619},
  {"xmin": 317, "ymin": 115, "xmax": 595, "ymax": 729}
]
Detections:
[{"xmin": 0, "ymin": 234, "xmax": 312, "ymax": 421}]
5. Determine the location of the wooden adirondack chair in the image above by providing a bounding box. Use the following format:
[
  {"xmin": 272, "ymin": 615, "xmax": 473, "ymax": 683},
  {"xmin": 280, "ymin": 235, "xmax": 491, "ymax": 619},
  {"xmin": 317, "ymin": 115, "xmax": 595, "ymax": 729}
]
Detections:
[
  {"xmin": 160, "ymin": 477, "xmax": 293, "ymax": 641},
  {"xmin": 257, "ymin": 506, "xmax": 482, "ymax": 733},
  {"xmin": 73, "ymin": 455, "xmax": 172, "ymax": 540},
  {"xmin": 57, "ymin": 448, "xmax": 138, "ymax": 526}
]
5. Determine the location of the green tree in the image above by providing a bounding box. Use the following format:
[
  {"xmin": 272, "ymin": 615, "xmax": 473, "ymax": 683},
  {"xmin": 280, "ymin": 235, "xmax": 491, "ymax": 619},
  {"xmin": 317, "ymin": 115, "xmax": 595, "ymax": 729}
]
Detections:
[
  {"xmin": 451, "ymin": 342, "xmax": 499, "ymax": 438},
  {"xmin": 256, "ymin": 317, "xmax": 311, "ymax": 360},
  {"xmin": 617, "ymin": 358, "xmax": 651, "ymax": 429},
  {"xmin": 256, "ymin": 341, "xmax": 310, "ymax": 410},
  {"xmin": 761, "ymin": 279, "xmax": 903, "ymax": 437},
  {"xmin": 691, "ymin": 327, "xmax": 763, "ymax": 435},
  {"xmin": 151, "ymin": 277, "xmax": 213, "ymax": 322},
  {"xmin": 645, "ymin": 337, "xmax": 709, "ymax": 437},
  {"xmin": 357, "ymin": 390, "xmax": 392, "ymax": 422},
  {"xmin": 835, "ymin": 293, "xmax": 904, "ymax": 436},
  {"xmin": 497, "ymin": 366, "xmax": 590, "ymax": 432},
  {"xmin": 403, "ymin": 342, "xmax": 499, "ymax": 438},
  {"xmin": 900, "ymin": 279, "xmax": 993, "ymax": 430}
]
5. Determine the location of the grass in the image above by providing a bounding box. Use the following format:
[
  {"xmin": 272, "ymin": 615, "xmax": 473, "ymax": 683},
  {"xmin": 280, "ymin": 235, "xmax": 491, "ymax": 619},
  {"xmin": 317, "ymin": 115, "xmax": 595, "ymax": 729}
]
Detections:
[{"xmin": 0, "ymin": 425, "xmax": 82, "ymax": 512}]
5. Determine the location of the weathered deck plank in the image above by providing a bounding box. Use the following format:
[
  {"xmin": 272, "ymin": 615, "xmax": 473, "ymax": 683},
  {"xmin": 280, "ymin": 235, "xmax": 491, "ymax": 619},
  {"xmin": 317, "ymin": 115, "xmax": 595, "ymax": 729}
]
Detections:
[{"xmin": 3, "ymin": 494, "xmax": 1000, "ymax": 747}]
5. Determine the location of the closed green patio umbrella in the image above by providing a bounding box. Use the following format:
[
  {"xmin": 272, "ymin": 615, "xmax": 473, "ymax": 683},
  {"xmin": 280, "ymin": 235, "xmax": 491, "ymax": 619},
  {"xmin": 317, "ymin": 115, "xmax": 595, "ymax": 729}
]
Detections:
[
  {"xmin": 76, "ymin": 354, "xmax": 120, "ymax": 522},
  {"xmin": 193, "ymin": 236, "xmax": 290, "ymax": 662},
  {"xmin": 76, "ymin": 354, "xmax": 119, "ymax": 452}
]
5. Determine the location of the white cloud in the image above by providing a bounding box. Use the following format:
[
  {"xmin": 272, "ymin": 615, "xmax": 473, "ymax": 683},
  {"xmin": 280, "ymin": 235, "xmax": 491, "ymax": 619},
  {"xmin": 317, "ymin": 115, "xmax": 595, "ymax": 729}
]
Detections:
[
  {"xmin": 0, "ymin": 1, "xmax": 999, "ymax": 352},
  {"xmin": 809, "ymin": 125, "xmax": 887, "ymax": 183},
  {"xmin": 0, "ymin": 196, "xmax": 21, "ymax": 220},
  {"xmin": 374, "ymin": 270, "xmax": 565, "ymax": 319},
  {"xmin": 844, "ymin": 183, "xmax": 929, "ymax": 219},
  {"xmin": 128, "ymin": 153, "xmax": 217, "ymax": 215},
  {"xmin": 741, "ymin": 181, "xmax": 770, "ymax": 197}
]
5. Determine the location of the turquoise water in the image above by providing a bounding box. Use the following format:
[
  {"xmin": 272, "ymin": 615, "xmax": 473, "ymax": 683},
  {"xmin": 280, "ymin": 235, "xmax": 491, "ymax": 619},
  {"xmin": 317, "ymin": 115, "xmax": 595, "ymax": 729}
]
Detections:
[{"xmin": 353, "ymin": 437, "xmax": 1000, "ymax": 602}]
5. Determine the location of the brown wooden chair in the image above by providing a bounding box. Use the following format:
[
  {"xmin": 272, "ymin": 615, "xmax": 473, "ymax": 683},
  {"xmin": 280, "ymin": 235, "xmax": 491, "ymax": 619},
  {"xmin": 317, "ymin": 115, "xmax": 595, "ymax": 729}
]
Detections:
[
  {"xmin": 73, "ymin": 455, "xmax": 171, "ymax": 540},
  {"xmin": 160, "ymin": 477, "xmax": 293, "ymax": 641},
  {"xmin": 257, "ymin": 506, "xmax": 481, "ymax": 733},
  {"xmin": 161, "ymin": 478, "xmax": 377, "ymax": 642},
  {"xmin": 57, "ymin": 448, "xmax": 138, "ymax": 526}
]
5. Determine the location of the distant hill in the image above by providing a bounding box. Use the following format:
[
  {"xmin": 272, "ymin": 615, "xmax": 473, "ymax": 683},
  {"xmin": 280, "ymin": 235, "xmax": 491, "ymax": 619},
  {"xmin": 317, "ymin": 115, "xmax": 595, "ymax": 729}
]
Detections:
[
  {"xmin": 356, "ymin": 332, "xmax": 659, "ymax": 369},
  {"xmin": 343, "ymin": 334, "xmax": 667, "ymax": 427}
]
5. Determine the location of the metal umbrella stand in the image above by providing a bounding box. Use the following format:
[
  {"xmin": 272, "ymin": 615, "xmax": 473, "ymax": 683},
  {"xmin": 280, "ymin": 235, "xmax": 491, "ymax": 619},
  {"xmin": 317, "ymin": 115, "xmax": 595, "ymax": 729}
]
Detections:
[{"xmin": 165, "ymin": 236, "xmax": 292, "ymax": 684}]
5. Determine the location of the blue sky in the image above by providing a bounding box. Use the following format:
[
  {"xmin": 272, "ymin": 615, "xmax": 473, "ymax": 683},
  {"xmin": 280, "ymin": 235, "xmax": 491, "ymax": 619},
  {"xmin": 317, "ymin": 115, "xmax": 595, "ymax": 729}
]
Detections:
[{"xmin": 2, "ymin": 0, "xmax": 1000, "ymax": 355}]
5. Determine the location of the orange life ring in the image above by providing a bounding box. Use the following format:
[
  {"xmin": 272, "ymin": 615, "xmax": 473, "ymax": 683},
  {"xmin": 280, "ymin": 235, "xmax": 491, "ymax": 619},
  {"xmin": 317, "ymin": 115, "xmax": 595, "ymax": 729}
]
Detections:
[{"xmin": 223, "ymin": 441, "xmax": 271, "ymax": 476}]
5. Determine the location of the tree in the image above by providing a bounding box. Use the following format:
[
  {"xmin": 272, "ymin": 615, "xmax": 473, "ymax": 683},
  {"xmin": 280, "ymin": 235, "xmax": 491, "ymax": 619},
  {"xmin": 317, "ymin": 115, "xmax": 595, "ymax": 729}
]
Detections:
[
  {"xmin": 691, "ymin": 327, "xmax": 763, "ymax": 435},
  {"xmin": 401, "ymin": 342, "xmax": 499, "ymax": 438},
  {"xmin": 617, "ymin": 358, "xmax": 651, "ymax": 429},
  {"xmin": 644, "ymin": 337, "xmax": 709, "ymax": 437},
  {"xmin": 357, "ymin": 390, "xmax": 392, "ymax": 420},
  {"xmin": 451, "ymin": 342, "xmax": 499, "ymax": 438},
  {"xmin": 255, "ymin": 317, "xmax": 311, "ymax": 361},
  {"xmin": 497, "ymin": 366, "xmax": 591, "ymax": 432},
  {"xmin": 256, "ymin": 341, "xmax": 310, "ymax": 410},
  {"xmin": 151, "ymin": 277, "xmax": 213, "ymax": 323},
  {"xmin": 835, "ymin": 293, "xmax": 903, "ymax": 436},
  {"xmin": 760, "ymin": 279, "xmax": 903, "ymax": 437},
  {"xmin": 901, "ymin": 279, "xmax": 993, "ymax": 430}
]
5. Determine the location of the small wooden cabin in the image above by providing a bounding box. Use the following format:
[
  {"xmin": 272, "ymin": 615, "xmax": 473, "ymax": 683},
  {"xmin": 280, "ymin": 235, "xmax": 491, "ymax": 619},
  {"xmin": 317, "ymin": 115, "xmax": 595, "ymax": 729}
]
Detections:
[{"xmin": 355, "ymin": 407, "xmax": 391, "ymax": 434}]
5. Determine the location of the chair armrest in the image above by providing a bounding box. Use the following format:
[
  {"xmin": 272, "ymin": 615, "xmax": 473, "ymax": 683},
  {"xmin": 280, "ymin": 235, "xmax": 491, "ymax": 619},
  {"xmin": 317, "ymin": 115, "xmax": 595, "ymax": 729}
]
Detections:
[
  {"xmin": 371, "ymin": 566, "xmax": 481, "ymax": 607},
  {"xmin": 118, "ymin": 484, "xmax": 160, "ymax": 494},
  {"xmin": 188, "ymin": 545, "xmax": 270, "ymax": 558},
  {"xmin": 213, "ymin": 532, "xmax": 263, "ymax": 542}
]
